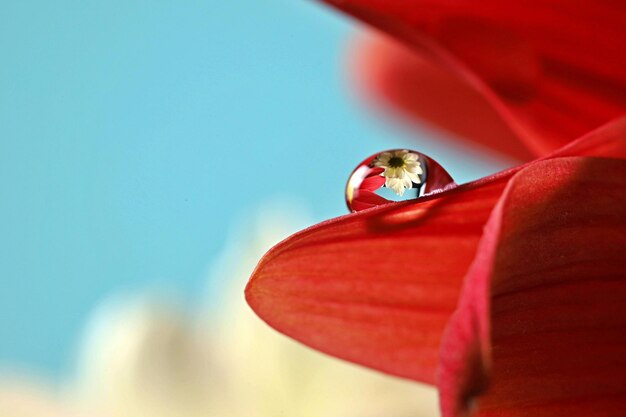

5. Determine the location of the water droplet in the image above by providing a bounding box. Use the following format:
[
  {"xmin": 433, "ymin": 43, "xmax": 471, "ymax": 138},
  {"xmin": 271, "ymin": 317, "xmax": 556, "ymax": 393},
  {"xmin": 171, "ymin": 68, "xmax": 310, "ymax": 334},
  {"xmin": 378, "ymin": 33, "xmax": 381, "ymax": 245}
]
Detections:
[{"xmin": 345, "ymin": 149, "xmax": 456, "ymax": 213}]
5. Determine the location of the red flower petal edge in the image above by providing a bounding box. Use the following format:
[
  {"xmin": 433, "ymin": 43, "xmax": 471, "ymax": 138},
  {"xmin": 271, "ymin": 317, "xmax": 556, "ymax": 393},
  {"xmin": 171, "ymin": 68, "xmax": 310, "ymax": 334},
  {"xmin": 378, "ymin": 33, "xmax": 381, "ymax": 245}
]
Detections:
[
  {"xmin": 333, "ymin": 0, "xmax": 626, "ymax": 156},
  {"xmin": 246, "ymin": 118, "xmax": 626, "ymax": 384},
  {"xmin": 248, "ymin": 175, "xmax": 508, "ymax": 383},
  {"xmin": 439, "ymin": 157, "xmax": 626, "ymax": 417}
]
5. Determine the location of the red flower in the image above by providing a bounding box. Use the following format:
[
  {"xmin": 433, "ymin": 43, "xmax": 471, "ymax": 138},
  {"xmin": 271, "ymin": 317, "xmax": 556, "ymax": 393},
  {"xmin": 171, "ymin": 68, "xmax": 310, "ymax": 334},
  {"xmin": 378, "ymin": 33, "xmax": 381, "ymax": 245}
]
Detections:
[{"xmin": 246, "ymin": 2, "xmax": 626, "ymax": 416}]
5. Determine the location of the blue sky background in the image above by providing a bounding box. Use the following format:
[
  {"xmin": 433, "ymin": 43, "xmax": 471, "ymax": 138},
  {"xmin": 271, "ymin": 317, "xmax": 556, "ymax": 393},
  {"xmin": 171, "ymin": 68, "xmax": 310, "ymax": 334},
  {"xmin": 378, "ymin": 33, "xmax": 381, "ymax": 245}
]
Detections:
[{"xmin": 0, "ymin": 0, "xmax": 512, "ymax": 380}]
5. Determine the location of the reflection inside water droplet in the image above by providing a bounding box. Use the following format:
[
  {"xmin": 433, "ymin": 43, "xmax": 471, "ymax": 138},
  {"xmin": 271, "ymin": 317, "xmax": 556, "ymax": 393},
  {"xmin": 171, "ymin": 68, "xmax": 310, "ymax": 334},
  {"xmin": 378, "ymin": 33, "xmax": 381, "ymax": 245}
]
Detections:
[{"xmin": 345, "ymin": 149, "xmax": 456, "ymax": 213}]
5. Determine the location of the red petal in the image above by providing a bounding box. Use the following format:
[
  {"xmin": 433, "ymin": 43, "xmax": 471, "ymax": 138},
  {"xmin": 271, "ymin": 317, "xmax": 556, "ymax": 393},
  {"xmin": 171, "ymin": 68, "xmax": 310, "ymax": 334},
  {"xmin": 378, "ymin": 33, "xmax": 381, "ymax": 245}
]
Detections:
[
  {"xmin": 336, "ymin": 1, "xmax": 626, "ymax": 156},
  {"xmin": 359, "ymin": 172, "xmax": 386, "ymax": 191},
  {"xmin": 350, "ymin": 189, "xmax": 390, "ymax": 211},
  {"xmin": 246, "ymin": 118, "xmax": 626, "ymax": 385},
  {"xmin": 438, "ymin": 157, "xmax": 626, "ymax": 417},
  {"xmin": 349, "ymin": 33, "xmax": 534, "ymax": 161},
  {"xmin": 247, "ymin": 177, "xmax": 510, "ymax": 384},
  {"xmin": 554, "ymin": 117, "xmax": 626, "ymax": 160}
]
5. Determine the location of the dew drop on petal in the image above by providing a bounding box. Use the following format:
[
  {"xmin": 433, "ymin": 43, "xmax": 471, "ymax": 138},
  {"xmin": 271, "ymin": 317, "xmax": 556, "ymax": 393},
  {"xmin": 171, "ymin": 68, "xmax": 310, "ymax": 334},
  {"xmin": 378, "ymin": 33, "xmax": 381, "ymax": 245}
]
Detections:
[{"xmin": 345, "ymin": 149, "xmax": 457, "ymax": 213}]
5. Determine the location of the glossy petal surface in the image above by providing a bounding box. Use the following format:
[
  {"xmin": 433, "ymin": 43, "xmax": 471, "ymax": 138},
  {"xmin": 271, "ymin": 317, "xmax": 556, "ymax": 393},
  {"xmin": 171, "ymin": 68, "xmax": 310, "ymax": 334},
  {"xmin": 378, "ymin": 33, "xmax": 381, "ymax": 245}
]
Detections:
[
  {"xmin": 439, "ymin": 157, "xmax": 626, "ymax": 417},
  {"xmin": 336, "ymin": 0, "xmax": 626, "ymax": 156}
]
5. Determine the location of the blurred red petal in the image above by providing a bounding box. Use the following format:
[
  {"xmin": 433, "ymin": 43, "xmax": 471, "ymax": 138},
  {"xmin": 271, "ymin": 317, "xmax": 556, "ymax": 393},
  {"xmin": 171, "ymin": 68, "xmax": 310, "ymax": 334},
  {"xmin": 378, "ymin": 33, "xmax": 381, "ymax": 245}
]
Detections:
[
  {"xmin": 349, "ymin": 33, "xmax": 534, "ymax": 161},
  {"xmin": 438, "ymin": 157, "xmax": 626, "ymax": 417},
  {"xmin": 555, "ymin": 117, "xmax": 626, "ymax": 160},
  {"xmin": 246, "ymin": 118, "xmax": 626, "ymax": 385},
  {"xmin": 335, "ymin": 0, "xmax": 626, "ymax": 156}
]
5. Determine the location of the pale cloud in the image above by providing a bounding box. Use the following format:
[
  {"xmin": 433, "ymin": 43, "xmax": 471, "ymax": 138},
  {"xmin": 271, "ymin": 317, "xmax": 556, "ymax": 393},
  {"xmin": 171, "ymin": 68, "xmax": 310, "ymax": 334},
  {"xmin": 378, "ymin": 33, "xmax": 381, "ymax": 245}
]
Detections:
[{"xmin": 1, "ymin": 200, "xmax": 440, "ymax": 417}]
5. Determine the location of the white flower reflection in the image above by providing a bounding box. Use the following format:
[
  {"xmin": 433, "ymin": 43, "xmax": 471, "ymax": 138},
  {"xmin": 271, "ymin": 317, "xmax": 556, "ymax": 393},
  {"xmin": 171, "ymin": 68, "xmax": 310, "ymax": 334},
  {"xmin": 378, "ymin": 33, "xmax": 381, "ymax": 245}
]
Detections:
[
  {"xmin": 373, "ymin": 150, "xmax": 424, "ymax": 196},
  {"xmin": 0, "ymin": 202, "xmax": 440, "ymax": 417}
]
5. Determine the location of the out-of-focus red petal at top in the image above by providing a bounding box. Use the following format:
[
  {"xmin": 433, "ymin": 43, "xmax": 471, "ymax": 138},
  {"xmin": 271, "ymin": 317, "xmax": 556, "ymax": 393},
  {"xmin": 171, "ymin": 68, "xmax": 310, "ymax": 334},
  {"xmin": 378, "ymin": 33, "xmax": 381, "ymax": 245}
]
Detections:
[
  {"xmin": 438, "ymin": 157, "xmax": 626, "ymax": 417},
  {"xmin": 333, "ymin": 0, "xmax": 626, "ymax": 157},
  {"xmin": 349, "ymin": 33, "xmax": 535, "ymax": 161},
  {"xmin": 246, "ymin": 117, "xmax": 626, "ymax": 385}
]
